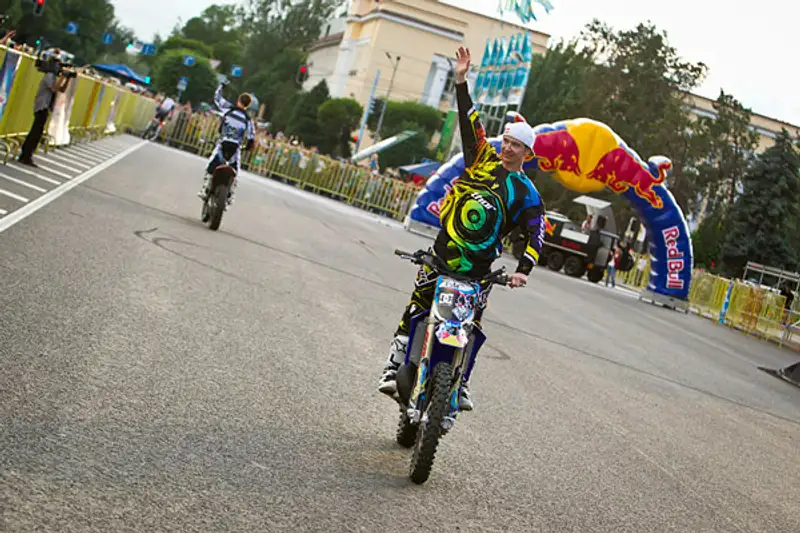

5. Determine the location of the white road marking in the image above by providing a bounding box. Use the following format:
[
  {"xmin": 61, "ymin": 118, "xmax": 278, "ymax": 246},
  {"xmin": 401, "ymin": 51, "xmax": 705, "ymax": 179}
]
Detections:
[
  {"xmin": 0, "ymin": 207, "xmax": 7, "ymax": 215},
  {"xmin": 0, "ymin": 172, "xmax": 47, "ymax": 193},
  {"xmin": 34, "ymin": 164, "xmax": 75, "ymax": 181},
  {"xmin": 0, "ymin": 187, "xmax": 29, "ymax": 202},
  {"xmin": 8, "ymin": 163, "xmax": 62, "ymax": 185},
  {"xmin": 68, "ymin": 144, "xmax": 111, "ymax": 160},
  {"xmin": 33, "ymin": 155, "xmax": 83, "ymax": 173},
  {"xmin": 73, "ymin": 143, "xmax": 116, "ymax": 157},
  {"xmin": 0, "ymin": 140, "xmax": 147, "ymax": 234},
  {"xmin": 45, "ymin": 151, "xmax": 94, "ymax": 169}
]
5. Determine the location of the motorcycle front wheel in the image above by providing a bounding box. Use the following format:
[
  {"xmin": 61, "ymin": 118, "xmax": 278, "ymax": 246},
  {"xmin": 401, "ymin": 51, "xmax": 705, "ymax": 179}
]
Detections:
[{"xmin": 408, "ymin": 362, "xmax": 452, "ymax": 484}]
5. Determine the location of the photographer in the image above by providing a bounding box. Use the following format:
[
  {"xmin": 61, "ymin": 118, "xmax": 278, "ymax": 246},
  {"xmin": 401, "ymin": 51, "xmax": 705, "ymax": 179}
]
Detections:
[{"xmin": 17, "ymin": 55, "xmax": 71, "ymax": 167}]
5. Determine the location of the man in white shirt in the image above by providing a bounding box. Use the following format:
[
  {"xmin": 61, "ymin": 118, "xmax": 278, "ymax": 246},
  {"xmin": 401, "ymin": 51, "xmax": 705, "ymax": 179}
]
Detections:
[{"xmin": 155, "ymin": 95, "xmax": 176, "ymax": 120}]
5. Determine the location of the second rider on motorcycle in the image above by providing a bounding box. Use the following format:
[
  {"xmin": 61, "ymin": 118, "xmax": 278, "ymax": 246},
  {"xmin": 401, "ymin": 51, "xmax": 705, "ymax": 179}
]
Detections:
[
  {"xmin": 378, "ymin": 46, "xmax": 546, "ymax": 411},
  {"xmin": 198, "ymin": 81, "xmax": 256, "ymax": 207}
]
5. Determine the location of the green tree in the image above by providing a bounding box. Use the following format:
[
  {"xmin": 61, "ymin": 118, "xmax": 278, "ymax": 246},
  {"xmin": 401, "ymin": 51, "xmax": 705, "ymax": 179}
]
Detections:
[
  {"xmin": 374, "ymin": 121, "xmax": 430, "ymax": 169},
  {"xmin": 520, "ymin": 39, "xmax": 593, "ymax": 126},
  {"xmin": 4, "ymin": 0, "xmax": 126, "ymax": 64},
  {"xmin": 693, "ymin": 90, "xmax": 760, "ymax": 215},
  {"xmin": 691, "ymin": 208, "xmax": 726, "ymax": 270},
  {"xmin": 157, "ymin": 36, "xmax": 213, "ymax": 58},
  {"xmin": 182, "ymin": 4, "xmax": 240, "ymax": 46},
  {"xmin": 152, "ymin": 48, "xmax": 217, "ymax": 104},
  {"xmin": 721, "ymin": 130, "xmax": 800, "ymax": 277},
  {"xmin": 286, "ymin": 80, "xmax": 330, "ymax": 147},
  {"xmin": 577, "ymin": 20, "xmax": 709, "ymax": 218},
  {"xmin": 367, "ymin": 100, "xmax": 443, "ymax": 137},
  {"xmin": 317, "ymin": 97, "xmax": 363, "ymax": 156}
]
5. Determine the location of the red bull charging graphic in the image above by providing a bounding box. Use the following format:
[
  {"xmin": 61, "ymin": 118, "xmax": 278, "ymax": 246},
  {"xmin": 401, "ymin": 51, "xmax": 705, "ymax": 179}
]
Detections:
[{"xmin": 406, "ymin": 117, "xmax": 693, "ymax": 301}]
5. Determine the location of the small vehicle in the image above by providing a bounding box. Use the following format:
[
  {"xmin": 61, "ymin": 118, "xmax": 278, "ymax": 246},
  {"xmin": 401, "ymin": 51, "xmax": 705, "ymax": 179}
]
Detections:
[
  {"xmin": 200, "ymin": 140, "xmax": 238, "ymax": 231},
  {"xmin": 509, "ymin": 195, "xmax": 634, "ymax": 282},
  {"xmin": 392, "ymin": 249, "xmax": 511, "ymax": 484},
  {"xmin": 142, "ymin": 116, "xmax": 166, "ymax": 141}
]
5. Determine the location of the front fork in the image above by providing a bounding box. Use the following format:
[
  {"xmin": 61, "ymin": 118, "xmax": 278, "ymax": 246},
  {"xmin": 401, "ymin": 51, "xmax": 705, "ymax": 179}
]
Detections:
[{"xmin": 407, "ymin": 318, "xmax": 466, "ymax": 429}]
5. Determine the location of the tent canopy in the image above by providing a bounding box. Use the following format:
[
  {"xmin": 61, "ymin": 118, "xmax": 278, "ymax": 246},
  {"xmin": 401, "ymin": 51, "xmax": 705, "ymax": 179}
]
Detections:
[
  {"xmin": 398, "ymin": 160, "xmax": 441, "ymax": 178},
  {"xmin": 91, "ymin": 63, "xmax": 149, "ymax": 85}
]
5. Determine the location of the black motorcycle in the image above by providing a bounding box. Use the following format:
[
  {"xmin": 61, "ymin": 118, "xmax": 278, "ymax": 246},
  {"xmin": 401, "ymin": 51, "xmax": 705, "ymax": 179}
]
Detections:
[{"xmin": 200, "ymin": 141, "xmax": 238, "ymax": 231}]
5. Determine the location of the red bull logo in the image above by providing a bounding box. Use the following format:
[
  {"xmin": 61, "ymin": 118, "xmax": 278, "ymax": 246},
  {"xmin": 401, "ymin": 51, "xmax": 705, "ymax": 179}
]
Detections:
[
  {"xmin": 586, "ymin": 147, "xmax": 670, "ymax": 209},
  {"xmin": 533, "ymin": 129, "xmax": 582, "ymax": 175}
]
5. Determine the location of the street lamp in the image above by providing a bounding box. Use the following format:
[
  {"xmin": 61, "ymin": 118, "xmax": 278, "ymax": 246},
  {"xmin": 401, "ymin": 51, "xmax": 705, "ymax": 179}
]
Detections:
[{"xmin": 373, "ymin": 52, "xmax": 400, "ymax": 144}]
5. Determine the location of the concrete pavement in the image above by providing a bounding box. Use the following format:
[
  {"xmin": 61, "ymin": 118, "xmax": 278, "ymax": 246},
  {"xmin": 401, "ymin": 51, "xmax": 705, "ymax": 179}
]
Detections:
[{"xmin": 1, "ymin": 136, "xmax": 798, "ymax": 532}]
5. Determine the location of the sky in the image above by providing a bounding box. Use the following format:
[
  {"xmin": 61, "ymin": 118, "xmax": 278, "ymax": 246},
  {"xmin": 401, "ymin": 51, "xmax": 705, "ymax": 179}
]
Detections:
[{"xmin": 110, "ymin": 0, "xmax": 799, "ymax": 127}]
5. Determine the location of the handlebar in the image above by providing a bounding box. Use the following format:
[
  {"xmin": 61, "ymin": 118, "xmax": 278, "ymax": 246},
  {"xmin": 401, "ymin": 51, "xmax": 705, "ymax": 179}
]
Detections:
[{"xmin": 394, "ymin": 249, "xmax": 511, "ymax": 287}]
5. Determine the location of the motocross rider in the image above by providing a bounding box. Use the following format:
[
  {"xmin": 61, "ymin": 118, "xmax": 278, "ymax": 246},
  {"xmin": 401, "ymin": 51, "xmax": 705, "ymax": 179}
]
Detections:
[
  {"xmin": 377, "ymin": 46, "xmax": 546, "ymax": 411},
  {"xmin": 198, "ymin": 81, "xmax": 256, "ymax": 207}
]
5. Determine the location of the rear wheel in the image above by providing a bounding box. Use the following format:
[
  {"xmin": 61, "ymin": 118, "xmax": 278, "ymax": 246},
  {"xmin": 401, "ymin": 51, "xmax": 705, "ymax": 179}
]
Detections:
[
  {"xmin": 208, "ymin": 184, "xmax": 228, "ymax": 231},
  {"xmin": 587, "ymin": 266, "xmax": 604, "ymax": 283},
  {"xmin": 409, "ymin": 362, "xmax": 452, "ymax": 485},
  {"xmin": 547, "ymin": 251, "xmax": 565, "ymax": 272},
  {"xmin": 564, "ymin": 255, "xmax": 586, "ymax": 277},
  {"xmin": 396, "ymin": 410, "xmax": 418, "ymax": 448}
]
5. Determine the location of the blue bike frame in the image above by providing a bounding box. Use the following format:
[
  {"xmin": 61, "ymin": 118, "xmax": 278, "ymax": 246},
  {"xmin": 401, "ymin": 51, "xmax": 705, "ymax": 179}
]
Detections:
[{"xmin": 402, "ymin": 276, "xmax": 488, "ymax": 422}]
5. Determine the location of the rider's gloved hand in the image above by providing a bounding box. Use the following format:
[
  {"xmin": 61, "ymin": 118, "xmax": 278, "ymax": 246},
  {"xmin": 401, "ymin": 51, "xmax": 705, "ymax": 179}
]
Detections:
[{"xmin": 509, "ymin": 273, "xmax": 528, "ymax": 288}]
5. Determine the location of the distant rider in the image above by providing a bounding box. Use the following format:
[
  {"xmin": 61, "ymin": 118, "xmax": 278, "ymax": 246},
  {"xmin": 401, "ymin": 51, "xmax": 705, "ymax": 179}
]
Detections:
[
  {"xmin": 377, "ymin": 46, "xmax": 546, "ymax": 411},
  {"xmin": 198, "ymin": 81, "xmax": 256, "ymax": 207},
  {"xmin": 154, "ymin": 94, "xmax": 176, "ymax": 123}
]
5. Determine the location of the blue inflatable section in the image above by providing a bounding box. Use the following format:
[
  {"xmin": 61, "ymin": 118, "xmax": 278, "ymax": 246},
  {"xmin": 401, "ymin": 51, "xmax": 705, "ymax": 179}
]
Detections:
[{"xmin": 615, "ymin": 157, "xmax": 693, "ymax": 300}]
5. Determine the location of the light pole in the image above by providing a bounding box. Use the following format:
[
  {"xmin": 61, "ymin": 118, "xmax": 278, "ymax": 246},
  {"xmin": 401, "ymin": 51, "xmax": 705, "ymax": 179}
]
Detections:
[{"xmin": 373, "ymin": 52, "xmax": 400, "ymax": 144}]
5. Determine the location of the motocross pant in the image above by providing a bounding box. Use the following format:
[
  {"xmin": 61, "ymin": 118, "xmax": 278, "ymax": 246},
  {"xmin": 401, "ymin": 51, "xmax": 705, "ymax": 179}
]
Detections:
[{"xmin": 395, "ymin": 260, "xmax": 493, "ymax": 383}]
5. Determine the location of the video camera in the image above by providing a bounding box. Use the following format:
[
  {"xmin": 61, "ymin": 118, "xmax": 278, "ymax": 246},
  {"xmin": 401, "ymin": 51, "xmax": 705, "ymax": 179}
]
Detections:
[{"xmin": 34, "ymin": 41, "xmax": 78, "ymax": 79}]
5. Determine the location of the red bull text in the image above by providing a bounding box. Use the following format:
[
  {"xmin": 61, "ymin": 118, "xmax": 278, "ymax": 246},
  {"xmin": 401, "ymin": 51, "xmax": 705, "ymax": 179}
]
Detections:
[
  {"xmin": 663, "ymin": 226, "xmax": 685, "ymax": 290},
  {"xmin": 586, "ymin": 147, "xmax": 670, "ymax": 209}
]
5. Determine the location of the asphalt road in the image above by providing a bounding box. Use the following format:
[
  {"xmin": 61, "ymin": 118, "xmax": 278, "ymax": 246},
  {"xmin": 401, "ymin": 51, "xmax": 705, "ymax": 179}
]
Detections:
[{"xmin": 1, "ymin": 135, "xmax": 798, "ymax": 533}]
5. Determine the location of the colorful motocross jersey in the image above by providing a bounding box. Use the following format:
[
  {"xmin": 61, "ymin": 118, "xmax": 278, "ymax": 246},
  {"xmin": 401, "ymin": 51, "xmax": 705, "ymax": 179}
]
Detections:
[
  {"xmin": 214, "ymin": 84, "xmax": 255, "ymax": 147},
  {"xmin": 433, "ymin": 81, "xmax": 545, "ymax": 278}
]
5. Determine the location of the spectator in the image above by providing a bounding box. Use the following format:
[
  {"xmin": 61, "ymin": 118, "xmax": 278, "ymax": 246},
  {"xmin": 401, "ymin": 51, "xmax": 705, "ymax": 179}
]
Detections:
[
  {"xmin": 634, "ymin": 254, "xmax": 649, "ymax": 286},
  {"xmin": 605, "ymin": 246, "xmax": 620, "ymax": 288},
  {"xmin": 581, "ymin": 214, "xmax": 593, "ymax": 233},
  {"xmin": 18, "ymin": 55, "xmax": 71, "ymax": 167}
]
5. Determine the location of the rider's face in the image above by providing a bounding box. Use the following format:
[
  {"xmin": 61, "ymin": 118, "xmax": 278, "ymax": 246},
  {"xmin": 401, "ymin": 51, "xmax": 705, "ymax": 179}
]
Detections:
[{"xmin": 500, "ymin": 136, "xmax": 529, "ymax": 170}]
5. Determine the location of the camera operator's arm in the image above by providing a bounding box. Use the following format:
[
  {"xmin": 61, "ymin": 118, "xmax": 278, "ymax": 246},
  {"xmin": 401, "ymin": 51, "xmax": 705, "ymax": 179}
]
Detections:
[{"xmin": 55, "ymin": 75, "xmax": 70, "ymax": 93}]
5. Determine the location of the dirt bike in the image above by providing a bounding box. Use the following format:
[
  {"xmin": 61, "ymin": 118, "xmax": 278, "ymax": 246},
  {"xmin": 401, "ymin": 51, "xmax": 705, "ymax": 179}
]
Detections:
[
  {"xmin": 392, "ymin": 249, "xmax": 510, "ymax": 484},
  {"xmin": 142, "ymin": 114, "xmax": 167, "ymax": 141},
  {"xmin": 200, "ymin": 140, "xmax": 238, "ymax": 231}
]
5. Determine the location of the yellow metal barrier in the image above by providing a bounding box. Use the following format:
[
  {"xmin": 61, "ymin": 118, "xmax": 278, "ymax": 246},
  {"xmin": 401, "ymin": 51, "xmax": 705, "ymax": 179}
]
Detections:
[
  {"xmin": 0, "ymin": 45, "xmax": 155, "ymax": 161},
  {"xmin": 154, "ymin": 113, "xmax": 422, "ymax": 222}
]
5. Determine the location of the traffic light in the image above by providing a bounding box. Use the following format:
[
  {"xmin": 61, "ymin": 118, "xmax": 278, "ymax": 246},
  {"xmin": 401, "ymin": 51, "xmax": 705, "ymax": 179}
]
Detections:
[
  {"xmin": 144, "ymin": 75, "xmax": 151, "ymax": 84},
  {"xmin": 33, "ymin": 0, "xmax": 46, "ymax": 17},
  {"xmin": 295, "ymin": 64, "xmax": 309, "ymax": 85},
  {"xmin": 369, "ymin": 98, "xmax": 384, "ymax": 116}
]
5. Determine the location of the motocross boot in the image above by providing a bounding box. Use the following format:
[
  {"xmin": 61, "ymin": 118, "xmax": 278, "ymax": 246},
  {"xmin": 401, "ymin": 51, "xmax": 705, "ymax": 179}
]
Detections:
[{"xmin": 378, "ymin": 335, "xmax": 408, "ymax": 396}]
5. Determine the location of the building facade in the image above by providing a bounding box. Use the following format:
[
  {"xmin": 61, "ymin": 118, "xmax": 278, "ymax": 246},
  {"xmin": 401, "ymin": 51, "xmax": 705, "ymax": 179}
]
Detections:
[{"xmin": 304, "ymin": 0, "xmax": 550, "ymax": 123}]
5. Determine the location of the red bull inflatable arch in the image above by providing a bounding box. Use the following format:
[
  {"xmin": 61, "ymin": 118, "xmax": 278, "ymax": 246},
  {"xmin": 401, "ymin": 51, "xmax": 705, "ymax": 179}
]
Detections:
[{"xmin": 405, "ymin": 117, "xmax": 693, "ymax": 304}]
